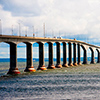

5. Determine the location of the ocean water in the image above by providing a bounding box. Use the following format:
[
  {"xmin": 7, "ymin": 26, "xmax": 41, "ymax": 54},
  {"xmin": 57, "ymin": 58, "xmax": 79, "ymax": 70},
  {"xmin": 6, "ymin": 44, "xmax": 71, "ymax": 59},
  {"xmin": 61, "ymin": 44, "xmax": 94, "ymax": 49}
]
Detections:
[{"xmin": 0, "ymin": 59, "xmax": 100, "ymax": 100}]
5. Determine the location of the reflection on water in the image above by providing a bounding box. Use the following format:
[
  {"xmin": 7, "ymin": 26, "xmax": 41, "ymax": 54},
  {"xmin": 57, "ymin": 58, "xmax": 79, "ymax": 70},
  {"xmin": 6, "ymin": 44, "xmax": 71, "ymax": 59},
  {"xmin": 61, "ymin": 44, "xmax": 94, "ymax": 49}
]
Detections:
[{"xmin": 0, "ymin": 62, "xmax": 100, "ymax": 100}]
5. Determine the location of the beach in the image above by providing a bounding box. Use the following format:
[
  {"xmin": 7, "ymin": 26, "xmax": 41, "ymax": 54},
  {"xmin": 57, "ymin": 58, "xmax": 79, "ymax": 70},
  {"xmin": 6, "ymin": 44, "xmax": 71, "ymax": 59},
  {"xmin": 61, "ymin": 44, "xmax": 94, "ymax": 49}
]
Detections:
[{"xmin": 0, "ymin": 61, "xmax": 100, "ymax": 100}]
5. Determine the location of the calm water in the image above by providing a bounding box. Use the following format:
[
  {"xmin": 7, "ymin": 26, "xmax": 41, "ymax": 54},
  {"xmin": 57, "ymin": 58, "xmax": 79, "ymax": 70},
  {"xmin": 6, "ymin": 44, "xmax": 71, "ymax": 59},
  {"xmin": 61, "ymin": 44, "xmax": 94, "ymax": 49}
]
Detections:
[{"xmin": 0, "ymin": 61, "xmax": 100, "ymax": 100}]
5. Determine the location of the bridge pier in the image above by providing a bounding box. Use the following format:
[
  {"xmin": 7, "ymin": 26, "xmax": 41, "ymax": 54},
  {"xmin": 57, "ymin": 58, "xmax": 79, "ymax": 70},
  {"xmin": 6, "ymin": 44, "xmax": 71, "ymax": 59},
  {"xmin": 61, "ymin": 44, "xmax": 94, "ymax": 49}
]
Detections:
[
  {"xmin": 97, "ymin": 52, "xmax": 100, "ymax": 63},
  {"xmin": 37, "ymin": 43, "xmax": 47, "ymax": 70},
  {"xmin": 24, "ymin": 43, "xmax": 36, "ymax": 72},
  {"xmin": 97, "ymin": 50, "xmax": 100, "ymax": 63},
  {"xmin": 83, "ymin": 49, "xmax": 88, "ymax": 64},
  {"xmin": 78, "ymin": 44, "xmax": 81, "ymax": 65},
  {"xmin": 56, "ymin": 42, "xmax": 62, "ymax": 68},
  {"xmin": 62, "ymin": 42, "xmax": 68, "ymax": 67},
  {"xmin": 68, "ymin": 43, "xmax": 73, "ymax": 66},
  {"xmin": 90, "ymin": 48, "xmax": 95, "ymax": 64},
  {"xmin": 48, "ymin": 43, "xmax": 55, "ymax": 69},
  {"xmin": 73, "ymin": 43, "xmax": 77, "ymax": 66},
  {"xmin": 7, "ymin": 43, "xmax": 20, "ymax": 74}
]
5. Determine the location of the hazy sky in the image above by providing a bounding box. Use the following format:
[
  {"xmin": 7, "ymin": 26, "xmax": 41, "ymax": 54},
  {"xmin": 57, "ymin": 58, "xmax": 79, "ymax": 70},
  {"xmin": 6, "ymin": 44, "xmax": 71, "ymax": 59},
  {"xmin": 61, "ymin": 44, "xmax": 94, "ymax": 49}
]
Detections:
[{"xmin": 0, "ymin": 0, "xmax": 99, "ymax": 58}]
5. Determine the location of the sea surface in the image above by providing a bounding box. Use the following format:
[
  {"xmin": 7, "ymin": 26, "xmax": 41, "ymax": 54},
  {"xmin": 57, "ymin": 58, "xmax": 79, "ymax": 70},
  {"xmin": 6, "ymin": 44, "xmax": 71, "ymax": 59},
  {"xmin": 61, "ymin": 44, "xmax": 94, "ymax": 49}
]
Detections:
[{"xmin": 0, "ymin": 59, "xmax": 100, "ymax": 100}]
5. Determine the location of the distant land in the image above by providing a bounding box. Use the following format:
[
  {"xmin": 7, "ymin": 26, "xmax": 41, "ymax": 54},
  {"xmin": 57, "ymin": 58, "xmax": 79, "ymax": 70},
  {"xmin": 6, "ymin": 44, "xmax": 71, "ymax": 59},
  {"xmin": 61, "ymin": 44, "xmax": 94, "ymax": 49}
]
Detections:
[{"xmin": 0, "ymin": 57, "xmax": 98, "ymax": 62}]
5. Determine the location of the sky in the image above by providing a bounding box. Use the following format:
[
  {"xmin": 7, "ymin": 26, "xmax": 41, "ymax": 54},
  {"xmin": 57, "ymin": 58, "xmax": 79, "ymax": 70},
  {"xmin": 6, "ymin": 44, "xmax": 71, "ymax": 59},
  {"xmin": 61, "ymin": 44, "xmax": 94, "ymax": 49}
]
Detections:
[{"xmin": 0, "ymin": 0, "xmax": 100, "ymax": 58}]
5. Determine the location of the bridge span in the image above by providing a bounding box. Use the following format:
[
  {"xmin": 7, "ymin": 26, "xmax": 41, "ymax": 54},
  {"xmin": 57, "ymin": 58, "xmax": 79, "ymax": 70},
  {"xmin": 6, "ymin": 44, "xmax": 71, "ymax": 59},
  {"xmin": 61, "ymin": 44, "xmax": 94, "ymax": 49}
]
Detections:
[{"xmin": 0, "ymin": 35, "xmax": 100, "ymax": 74}]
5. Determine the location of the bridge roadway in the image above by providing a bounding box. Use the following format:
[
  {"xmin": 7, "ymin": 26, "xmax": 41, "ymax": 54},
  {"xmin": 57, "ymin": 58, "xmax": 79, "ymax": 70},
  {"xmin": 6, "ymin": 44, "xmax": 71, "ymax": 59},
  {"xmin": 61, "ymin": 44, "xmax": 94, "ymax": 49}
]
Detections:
[{"xmin": 0, "ymin": 35, "xmax": 100, "ymax": 74}]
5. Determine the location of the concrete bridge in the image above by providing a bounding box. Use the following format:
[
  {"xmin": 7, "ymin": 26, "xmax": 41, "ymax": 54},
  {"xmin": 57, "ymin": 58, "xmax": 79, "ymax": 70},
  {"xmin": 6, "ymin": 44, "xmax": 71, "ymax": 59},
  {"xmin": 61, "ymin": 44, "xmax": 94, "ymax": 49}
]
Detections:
[{"xmin": 0, "ymin": 35, "xmax": 100, "ymax": 74}]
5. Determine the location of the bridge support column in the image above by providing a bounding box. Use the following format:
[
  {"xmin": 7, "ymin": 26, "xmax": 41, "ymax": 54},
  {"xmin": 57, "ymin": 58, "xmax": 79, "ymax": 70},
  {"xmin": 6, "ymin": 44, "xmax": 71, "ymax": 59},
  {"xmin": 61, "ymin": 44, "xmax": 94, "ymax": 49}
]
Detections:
[
  {"xmin": 68, "ymin": 43, "xmax": 73, "ymax": 66},
  {"xmin": 83, "ymin": 49, "xmax": 87, "ymax": 64},
  {"xmin": 63, "ymin": 42, "xmax": 68, "ymax": 67},
  {"xmin": 48, "ymin": 43, "xmax": 55, "ymax": 69},
  {"xmin": 91, "ymin": 50, "xmax": 95, "ymax": 64},
  {"xmin": 97, "ymin": 52, "xmax": 100, "ymax": 63},
  {"xmin": 78, "ymin": 44, "xmax": 81, "ymax": 65},
  {"xmin": 7, "ymin": 43, "xmax": 20, "ymax": 74},
  {"xmin": 56, "ymin": 42, "xmax": 62, "ymax": 68},
  {"xmin": 37, "ymin": 43, "xmax": 47, "ymax": 70},
  {"xmin": 25, "ymin": 43, "xmax": 36, "ymax": 72},
  {"xmin": 73, "ymin": 43, "xmax": 77, "ymax": 66}
]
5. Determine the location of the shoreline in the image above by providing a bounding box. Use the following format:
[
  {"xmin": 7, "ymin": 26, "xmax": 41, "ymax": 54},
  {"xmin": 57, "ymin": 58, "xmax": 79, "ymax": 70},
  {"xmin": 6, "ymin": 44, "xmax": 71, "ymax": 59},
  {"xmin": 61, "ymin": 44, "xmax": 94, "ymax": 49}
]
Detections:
[{"xmin": 0, "ymin": 63, "xmax": 100, "ymax": 79}]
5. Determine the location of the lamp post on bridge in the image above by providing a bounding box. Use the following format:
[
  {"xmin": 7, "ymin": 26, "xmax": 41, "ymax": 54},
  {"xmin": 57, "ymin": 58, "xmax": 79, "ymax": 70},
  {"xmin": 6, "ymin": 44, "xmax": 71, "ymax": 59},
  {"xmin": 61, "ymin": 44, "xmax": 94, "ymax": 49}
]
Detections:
[
  {"xmin": 32, "ymin": 26, "xmax": 34, "ymax": 37},
  {"xmin": 36, "ymin": 29, "xmax": 38, "ymax": 37},
  {"xmin": 52, "ymin": 30, "xmax": 54, "ymax": 38},
  {"xmin": 25, "ymin": 26, "xmax": 28, "ymax": 37},
  {"xmin": 43, "ymin": 23, "xmax": 45, "ymax": 38},
  {"xmin": 12, "ymin": 25, "xmax": 14, "ymax": 36},
  {"xmin": 32, "ymin": 26, "xmax": 36, "ymax": 37},
  {"xmin": 18, "ymin": 23, "xmax": 21, "ymax": 36}
]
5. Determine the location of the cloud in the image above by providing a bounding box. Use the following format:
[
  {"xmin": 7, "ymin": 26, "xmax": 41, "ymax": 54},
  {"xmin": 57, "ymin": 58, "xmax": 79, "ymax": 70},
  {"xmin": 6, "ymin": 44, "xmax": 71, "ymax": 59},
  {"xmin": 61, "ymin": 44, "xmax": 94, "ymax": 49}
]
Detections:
[
  {"xmin": 0, "ymin": 52, "xmax": 7, "ymax": 55},
  {"xmin": 0, "ymin": 0, "xmax": 42, "ymax": 17},
  {"xmin": 0, "ymin": 0, "xmax": 100, "ymax": 45},
  {"xmin": 0, "ymin": 5, "xmax": 20, "ymax": 35}
]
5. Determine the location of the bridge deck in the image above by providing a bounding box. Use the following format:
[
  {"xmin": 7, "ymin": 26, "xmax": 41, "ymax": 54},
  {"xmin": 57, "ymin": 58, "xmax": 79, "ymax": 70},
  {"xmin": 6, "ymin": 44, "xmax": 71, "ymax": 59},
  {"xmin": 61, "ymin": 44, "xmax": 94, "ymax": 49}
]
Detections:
[{"xmin": 0, "ymin": 35, "xmax": 100, "ymax": 49}]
